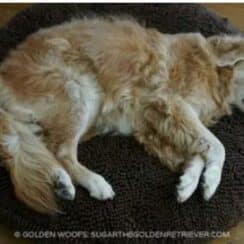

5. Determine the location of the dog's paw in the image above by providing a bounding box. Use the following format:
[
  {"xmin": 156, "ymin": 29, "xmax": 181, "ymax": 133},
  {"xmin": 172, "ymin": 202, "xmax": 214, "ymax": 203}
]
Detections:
[
  {"xmin": 201, "ymin": 165, "xmax": 221, "ymax": 201},
  {"xmin": 177, "ymin": 155, "xmax": 204, "ymax": 202},
  {"xmin": 53, "ymin": 168, "xmax": 76, "ymax": 200},
  {"xmin": 177, "ymin": 173, "xmax": 200, "ymax": 202},
  {"xmin": 85, "ymin": 173, "xmax": 115, "ymax": 200}
]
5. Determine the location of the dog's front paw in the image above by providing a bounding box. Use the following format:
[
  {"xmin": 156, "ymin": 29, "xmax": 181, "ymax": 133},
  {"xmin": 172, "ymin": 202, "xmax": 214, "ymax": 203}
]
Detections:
[
  {"xmin": 176, "ymin": 155, "xmax": 204, "ymax": 202},
  {"xmin": 201, "ymin": 142, "xmax": 225, "ymax": 200},
  {"xmin": 201, "ymin": 165, "xmax": 221, "ymax": 201},
  {"xmin": 85, "ymin": 173, "xmax": 115, "ymax": 200},
  {"xmin": 177, "ymin": 173, "xmax": 200, "ymax": 203}
]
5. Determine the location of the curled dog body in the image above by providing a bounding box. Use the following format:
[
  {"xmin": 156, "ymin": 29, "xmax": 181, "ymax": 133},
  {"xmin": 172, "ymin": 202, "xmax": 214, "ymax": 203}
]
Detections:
[{"xmin": 0, "ymin": 17, "xmax": 243, "ymax": 213}]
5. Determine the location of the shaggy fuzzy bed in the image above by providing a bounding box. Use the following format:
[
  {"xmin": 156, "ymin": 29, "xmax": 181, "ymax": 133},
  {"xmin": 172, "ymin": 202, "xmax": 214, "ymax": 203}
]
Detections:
[{"xmin": 0, "ymin": 4, "xmax": 243, "ymax": 244}]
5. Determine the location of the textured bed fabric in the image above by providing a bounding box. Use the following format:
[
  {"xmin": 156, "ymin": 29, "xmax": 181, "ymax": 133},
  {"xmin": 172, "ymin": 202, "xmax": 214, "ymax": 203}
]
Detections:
[{"xmin": 0, "ymin": 4, "xmax": 243, "ymax": 244}]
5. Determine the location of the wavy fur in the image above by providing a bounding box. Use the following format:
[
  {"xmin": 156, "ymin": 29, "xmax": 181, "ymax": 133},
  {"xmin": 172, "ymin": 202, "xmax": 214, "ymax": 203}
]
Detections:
[{"xmin": 0, "ymin": 17, "xmax": 243, "ymax": 213}]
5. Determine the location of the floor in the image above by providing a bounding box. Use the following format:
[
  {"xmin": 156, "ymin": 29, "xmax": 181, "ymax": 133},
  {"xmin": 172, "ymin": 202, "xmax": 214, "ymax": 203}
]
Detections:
[{"xmin": 0, "ymin": 3, "xmax": 243, "ymax": 244}]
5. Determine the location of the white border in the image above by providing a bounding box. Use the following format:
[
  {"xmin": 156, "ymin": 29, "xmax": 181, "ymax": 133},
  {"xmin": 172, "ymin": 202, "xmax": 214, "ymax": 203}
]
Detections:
[{"xmin": 0, "ymin": 0, "xmax": 243, "ymax": 3}]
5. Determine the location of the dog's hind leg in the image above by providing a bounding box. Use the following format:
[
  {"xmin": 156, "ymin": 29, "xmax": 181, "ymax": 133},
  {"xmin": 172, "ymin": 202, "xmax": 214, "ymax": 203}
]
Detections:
[
  {"xmin": 136, "ymin": 95, "xmax": 225, "ymax": 202},
  {"xmin": 0, "ymin": 108, "xmax": 75, "ymax": 214},
  {"xmin": 44, "ymin": 79, "xmax": 115, "ymax": 201}
]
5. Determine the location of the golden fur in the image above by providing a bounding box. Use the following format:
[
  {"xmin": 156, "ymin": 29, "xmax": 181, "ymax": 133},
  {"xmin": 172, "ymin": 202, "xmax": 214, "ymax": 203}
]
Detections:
[{"xmin": 0, "ymin": 17, "xmax": 243, "ymax": 214}]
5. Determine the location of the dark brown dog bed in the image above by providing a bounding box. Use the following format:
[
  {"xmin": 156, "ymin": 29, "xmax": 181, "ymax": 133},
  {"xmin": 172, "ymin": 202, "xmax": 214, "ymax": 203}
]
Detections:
[{"xmin": 0, "ymin": 4, "xmax": 243, "ymax": 244}]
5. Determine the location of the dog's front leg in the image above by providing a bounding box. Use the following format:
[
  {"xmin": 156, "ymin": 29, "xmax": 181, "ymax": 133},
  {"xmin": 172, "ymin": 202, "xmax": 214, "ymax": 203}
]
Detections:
[{"xmin": 135, "ymin": 95, "xmax": 225, "ymax": 202}]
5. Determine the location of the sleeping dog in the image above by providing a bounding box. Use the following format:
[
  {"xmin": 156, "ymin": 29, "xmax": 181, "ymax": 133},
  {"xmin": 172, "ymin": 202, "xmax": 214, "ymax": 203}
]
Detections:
[{"xmin": 0, "ymin": 17, "xmax": 243, "ymax": 214}]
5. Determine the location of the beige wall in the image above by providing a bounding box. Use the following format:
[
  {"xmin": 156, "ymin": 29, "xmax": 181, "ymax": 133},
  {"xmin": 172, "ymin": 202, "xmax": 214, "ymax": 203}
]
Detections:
[{"xmin": 204, "ymin": 3, "xmax": 244, "ymax": 31}]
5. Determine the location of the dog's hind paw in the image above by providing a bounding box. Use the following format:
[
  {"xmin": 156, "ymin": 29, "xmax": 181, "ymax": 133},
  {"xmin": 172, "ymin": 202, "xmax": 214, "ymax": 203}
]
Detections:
[{"xmin": 53, "ymin": 168, "xmax": 76, "ymax": 200}]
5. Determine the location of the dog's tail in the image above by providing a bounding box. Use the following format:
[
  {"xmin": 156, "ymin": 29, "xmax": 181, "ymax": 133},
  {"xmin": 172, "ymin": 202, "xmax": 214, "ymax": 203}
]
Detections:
[{"xmin": 0, "ymin": 108, "xmax": 60, "ymax": 214}]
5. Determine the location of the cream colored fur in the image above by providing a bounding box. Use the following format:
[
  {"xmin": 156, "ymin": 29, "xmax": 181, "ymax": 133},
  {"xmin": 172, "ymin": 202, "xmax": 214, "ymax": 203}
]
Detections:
[{"xmin": 0, "ymin": 17, "xmax": 243, "ymax": 214}]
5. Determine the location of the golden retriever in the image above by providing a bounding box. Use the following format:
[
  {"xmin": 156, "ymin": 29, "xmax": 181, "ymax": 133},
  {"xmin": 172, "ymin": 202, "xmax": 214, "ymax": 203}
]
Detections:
[{"xmin": 0, "ymin": 17, "xmax": 243, "ymax": 214}]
